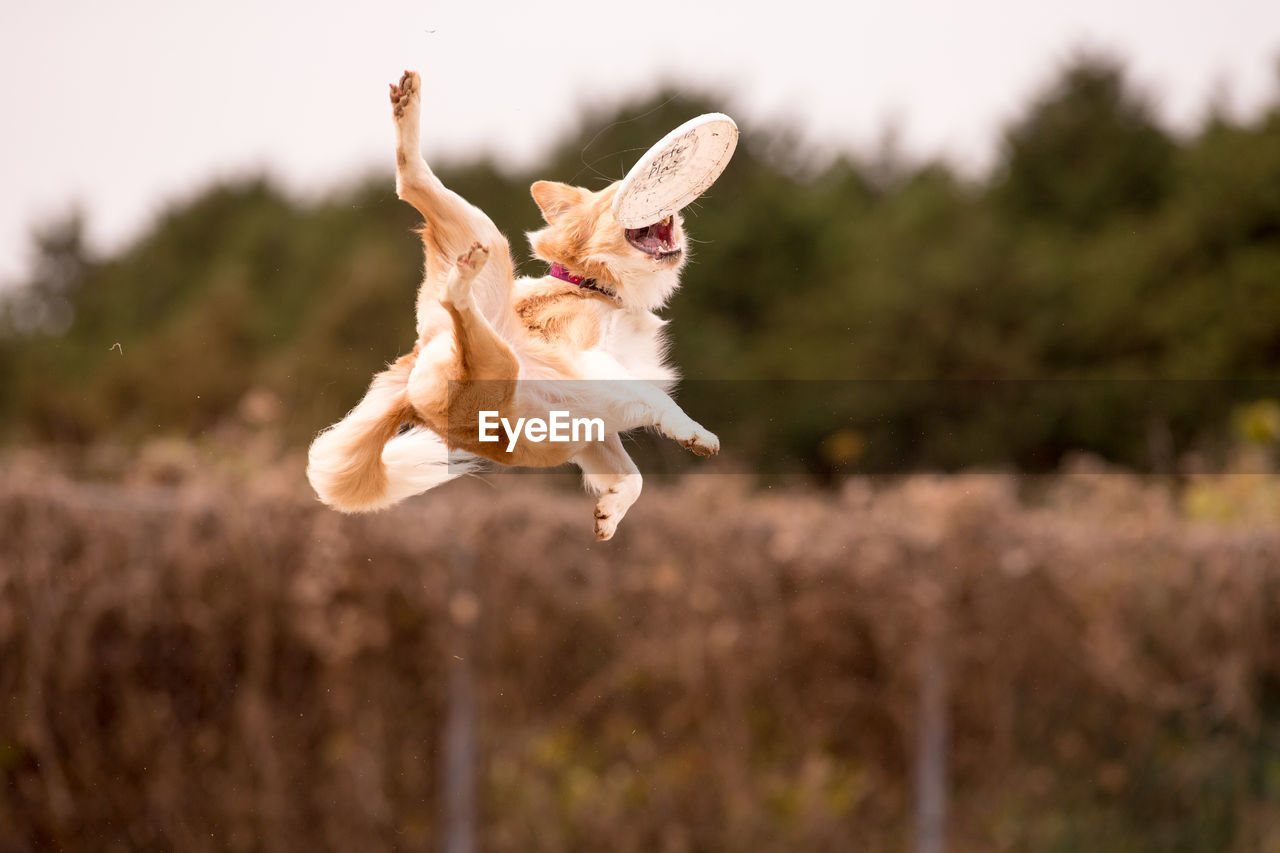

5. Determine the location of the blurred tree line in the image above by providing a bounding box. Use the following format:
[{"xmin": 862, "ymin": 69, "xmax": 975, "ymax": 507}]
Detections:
[{"xmin": 3, "ymin": 53, "xmax": 1280, "ymax": 474}]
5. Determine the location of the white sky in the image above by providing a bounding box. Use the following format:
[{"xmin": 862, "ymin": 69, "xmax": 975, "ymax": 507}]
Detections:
[{"xmin": 1, "ymin": 0, "xmax": 1277, "ymax": 286}]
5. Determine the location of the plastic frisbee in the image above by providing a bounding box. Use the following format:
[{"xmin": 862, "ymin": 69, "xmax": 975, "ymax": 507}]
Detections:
[{"xmin": 612, "ymin": 113, "xmax": 739, "ymax": 229}]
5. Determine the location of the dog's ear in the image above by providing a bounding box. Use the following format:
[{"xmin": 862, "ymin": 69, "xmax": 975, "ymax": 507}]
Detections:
[{"xmin": 530, "ymin": 181, "xmax": 585, "ymax": 223}]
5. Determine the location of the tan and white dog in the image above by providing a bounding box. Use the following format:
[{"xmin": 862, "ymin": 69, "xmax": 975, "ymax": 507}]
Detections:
[{"xmin": 306, "ymin": 71, "xmax": 719, "ymax": 540}]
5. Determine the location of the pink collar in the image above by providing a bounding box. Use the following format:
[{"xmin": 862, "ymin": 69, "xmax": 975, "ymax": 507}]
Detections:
[
  {"xmin": 549, "ymin": 263, "xmax": 591, "ymax": 286},
  {"xmin": 549, "ymin": 263, "xmax": 616, "ymax": 299}
]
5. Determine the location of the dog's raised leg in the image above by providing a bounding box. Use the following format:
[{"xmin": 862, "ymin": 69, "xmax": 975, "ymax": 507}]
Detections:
[
  {"xmin": 389, "ymin": 71, "xmax": 514, "ymax": 329},
  {"xmin": 574, "ymin": 435, "xmax": 644, "ymax": 541},
  {"xmin": 389, "ymin": 71, "xmax": 496, "ymax": 236}
]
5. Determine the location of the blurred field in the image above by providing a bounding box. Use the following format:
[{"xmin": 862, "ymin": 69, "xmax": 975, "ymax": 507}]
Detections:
[{"xmin": 3, "ymin": 450, "xmax": 1280, "ymax": 851}]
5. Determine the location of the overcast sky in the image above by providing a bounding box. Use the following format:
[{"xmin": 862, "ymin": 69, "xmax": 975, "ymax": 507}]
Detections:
[{"xmin": 2, "ymin": 0, "xmax": 1277, "ymax": 285}]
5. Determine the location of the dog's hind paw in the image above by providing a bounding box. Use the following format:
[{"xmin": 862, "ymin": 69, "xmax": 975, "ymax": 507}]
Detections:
[
  {"xmin": 443, "ymin": 243, "xmax": 490, "ymax": 307},
  {"xmin": 456, "ymin": 242, "xmax": 489, "ymax": 273},
  {"xmin": 389, "ymin": 70, "xmax": 420, "ymax": 119}
]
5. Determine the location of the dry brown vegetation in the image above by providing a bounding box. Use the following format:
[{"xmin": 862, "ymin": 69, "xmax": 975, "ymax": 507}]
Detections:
[{"xmin": 2, "ymin": 451, "xmax": 1280, "ymax": 851}]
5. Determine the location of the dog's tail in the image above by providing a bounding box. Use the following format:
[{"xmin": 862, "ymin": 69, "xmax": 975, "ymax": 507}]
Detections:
[{"xmin": 306, "ymin": 357, "xmax": 474, "ymax": 513}]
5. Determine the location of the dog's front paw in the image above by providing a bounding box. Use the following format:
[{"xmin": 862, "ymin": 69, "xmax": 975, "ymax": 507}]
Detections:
[
  {"xmin": 389, "ymin": 70, "xmax": 420, "ymax": 119},
  {"xmin": 679, "ymin": 426, "xmax": 719, "ymax": 458},
  {"xmin": 594, "ymin": 503, "xmax": 619, "ymax": 541},
  {"xmin": 663, "ymin": 417, "xmax": 719, "ymax": 457},
  {"xmin": 593, "ymin": 490, "xmax": 629, "ymax": 541}
]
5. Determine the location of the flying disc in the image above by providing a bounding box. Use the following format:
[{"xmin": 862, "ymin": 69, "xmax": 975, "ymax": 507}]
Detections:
[{"xmin": 612, "ymin": 113, "xmax": 739, "ymax": 229}]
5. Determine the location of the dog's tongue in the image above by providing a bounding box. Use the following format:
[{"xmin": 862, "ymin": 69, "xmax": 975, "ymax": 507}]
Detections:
[
  {"xmin": 627, "ymin": 218, "xmax": 674, "ymax": 253},
  {"xmin": 634, "ymin": 231, "xmax": 664, "ymax": 251}
]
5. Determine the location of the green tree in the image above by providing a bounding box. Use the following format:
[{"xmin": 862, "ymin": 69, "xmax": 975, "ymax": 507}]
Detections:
[{"xmin": 996, "ymin": 53, "xmax": 1174, "ymax": 230}]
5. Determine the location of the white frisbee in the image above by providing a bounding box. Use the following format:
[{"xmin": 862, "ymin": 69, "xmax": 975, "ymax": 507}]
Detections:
[{"xmin": 612, "ymin": 113, "xmax": 739, "ymax": 229}]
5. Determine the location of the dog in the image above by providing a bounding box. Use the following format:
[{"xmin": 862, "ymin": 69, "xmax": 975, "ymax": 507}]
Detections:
[{"xmin": 306, "ymin": 71, "xmax": 718, "ymax": 540}]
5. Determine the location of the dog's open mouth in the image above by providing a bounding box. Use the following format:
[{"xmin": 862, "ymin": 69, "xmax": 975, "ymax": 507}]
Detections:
[{"xmin": 625, "ymin": 216, "xmax": 682, "ymax": 261}]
